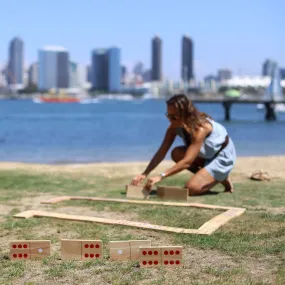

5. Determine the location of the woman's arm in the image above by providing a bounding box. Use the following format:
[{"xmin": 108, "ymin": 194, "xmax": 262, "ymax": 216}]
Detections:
[
  {"xmin": 160, "ymin": 127, "xmax": 208, "ymax": 178},
  {"xmin": 142, "ymin": 126, "xmax": 176, "ymax": 176}
]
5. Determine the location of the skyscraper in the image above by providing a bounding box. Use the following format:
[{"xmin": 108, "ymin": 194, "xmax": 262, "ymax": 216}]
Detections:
[
  {"xmin": 7, "ymin": 37, "xmax": 24, "ymax": 86},
  {"xmin": 151, "ymin": 36, "xmax": 162, "ymax": 81},
  {"xmin": 133, "ymin": 61, "xmax": 144, "ymax": 75},
  {"xmin": 262, "ymin": 59, "xmax": 277, "ymax": 77},
  {"xmin": 91, "ymin": 47, "xmax": 121, "ymax": 92},
  {"xmin": 181, "ymin": 35, "xmax": 194, "ymax": 81},
  {"xmin": 28, "ymin": 62, "xmax": 38, "ymax": 86},
  {"xmin": 69, "ymin": 61, "xmax": 78, "ymax": 88},
  {"xmin": 108, "ymin": 47, "xmax": 121, "ymax": 92},
  {"xmin": 38, "ymin": 46, "xmax": 69, "ymax": 91},
  {"xmin": 92, "ymin": 49, "xmax": 109, "ymax": 91}
]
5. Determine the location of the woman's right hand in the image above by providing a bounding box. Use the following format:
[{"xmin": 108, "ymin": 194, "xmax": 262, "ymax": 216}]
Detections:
[{"xmin": 130, "ymin": 174, "xmax": 146, "ymax": 186}]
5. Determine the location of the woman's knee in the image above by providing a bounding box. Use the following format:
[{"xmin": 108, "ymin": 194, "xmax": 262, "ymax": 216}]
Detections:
[
  {"xmin": 185, "ymin": 181, "xmax": 201, "ymax": 195},
  {"xmin": 171, "ymin": 146, "xmax": 185, "ymax": 162}
]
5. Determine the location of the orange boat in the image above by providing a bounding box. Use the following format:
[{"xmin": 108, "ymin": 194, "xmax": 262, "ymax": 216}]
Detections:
[
  {"xmin": 38, "ymin": 96, "xmax": 80, "ymax": 103},
  {"xmin": 35, "ymin": 89, "xmax": 81, "ymax": 103}
]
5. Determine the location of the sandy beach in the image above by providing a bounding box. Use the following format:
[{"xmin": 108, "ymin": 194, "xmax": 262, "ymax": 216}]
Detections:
[{"xmin": 0, "ymin": 155, "xmax": 284, "ymax": 181}]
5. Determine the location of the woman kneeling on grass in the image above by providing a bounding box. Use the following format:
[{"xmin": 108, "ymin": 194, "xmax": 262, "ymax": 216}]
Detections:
[{"xmin": 131, "ymin": 94, "xmax": 236, "ymax": 196}]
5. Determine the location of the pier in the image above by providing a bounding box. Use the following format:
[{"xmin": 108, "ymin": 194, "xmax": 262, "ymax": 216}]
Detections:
[{"xmin": 187, "ymin": 95, "xmax": 285, "ymax": 121}]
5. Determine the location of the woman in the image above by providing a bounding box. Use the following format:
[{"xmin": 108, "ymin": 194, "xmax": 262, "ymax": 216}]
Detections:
[{"xmin": 131, "ymin": 94, "xmax": 236, "ymax": 196}]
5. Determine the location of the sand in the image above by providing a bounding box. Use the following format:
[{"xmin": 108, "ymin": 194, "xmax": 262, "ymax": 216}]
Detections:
[{"xmin": 0, "ymin": 156, "xmax": 284, "ymax": 181}]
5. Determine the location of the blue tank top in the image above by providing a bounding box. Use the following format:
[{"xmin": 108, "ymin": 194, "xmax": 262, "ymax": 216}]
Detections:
[{"xmin": 176, "ymin": 118, "xmax": 228, "ymax": 159}]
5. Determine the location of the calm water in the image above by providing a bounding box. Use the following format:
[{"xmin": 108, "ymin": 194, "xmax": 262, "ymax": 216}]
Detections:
[{"xmin": 0, "ymin": 98, "xmax": 285, "ymax": 164}]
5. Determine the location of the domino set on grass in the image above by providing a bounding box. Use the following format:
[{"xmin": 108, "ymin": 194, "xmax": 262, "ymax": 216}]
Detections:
[
  {"xmin": 126, "ymin": 185, "xmax": 189, "ymax": 201},
  {"xmin": 9, "ymin": 239, "xmax": 183, "ymax": 267}
]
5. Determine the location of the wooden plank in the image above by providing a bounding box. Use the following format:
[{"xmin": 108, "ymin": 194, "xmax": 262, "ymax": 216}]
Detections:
[
  {"xmin": 41, "ymin": 196, "xmax": 241, "ymax": 211},
  {"xmin": 198, "ymin": 208, "xmax": 246, "ymax": 234},
  {"xmin": 41, "ymin": 196, "xmax": 71, "ymax": 204},
  {"xmin": 14, "ymin": 206, "xmax": 246, "ymax": 235},
  {"xmin": 14, "ymin": 210, "xmax": 202, "ymax": 234}
]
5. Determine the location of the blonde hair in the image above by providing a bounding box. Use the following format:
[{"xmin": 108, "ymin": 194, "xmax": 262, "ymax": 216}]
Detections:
[{"xmin": 166, "ymin": 94, "xmax": 211, "ymax": 137}]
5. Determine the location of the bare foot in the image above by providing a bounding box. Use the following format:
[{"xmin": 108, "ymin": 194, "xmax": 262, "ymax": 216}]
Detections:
[{"xmin": 221, "ymin": 177, "xmax": 234, "ymax": 193}]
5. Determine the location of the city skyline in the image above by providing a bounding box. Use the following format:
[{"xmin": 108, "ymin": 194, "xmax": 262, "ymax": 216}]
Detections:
[{"xmin": 0, "ymin": 0, "xmax": 284, "ymax": 80}]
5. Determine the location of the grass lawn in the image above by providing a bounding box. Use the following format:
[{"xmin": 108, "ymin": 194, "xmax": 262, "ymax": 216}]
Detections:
[{"xmin": 0, "ymin": 170, "xmax": 284, "ymax": 285}]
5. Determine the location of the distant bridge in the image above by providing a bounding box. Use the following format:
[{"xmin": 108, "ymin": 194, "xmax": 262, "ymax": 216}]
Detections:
[{"xmin": 186, "ymin": 95, "xmax": 285, "ymax": 121}]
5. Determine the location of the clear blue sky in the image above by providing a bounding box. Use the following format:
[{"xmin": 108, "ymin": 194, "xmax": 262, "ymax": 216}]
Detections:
[{"xmin": 0, "ymin": 0, "xmax": 284, "ymax": 79}]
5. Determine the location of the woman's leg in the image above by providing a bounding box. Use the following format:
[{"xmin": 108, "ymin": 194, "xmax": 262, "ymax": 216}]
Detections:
[
  {"xmin": 221, "ymin": 176, "xmax": 234, "ymax": 193},
  {"xmin": 171, "ymin": 146, "xmax": 205, "ymax": 174},
  {"xmin": 171, "ymin": 146, "xmax": 234, "ymax": 193},
  {"xmin": 185, "ymin": 167, "xmax": 219, "ymax": 196}
]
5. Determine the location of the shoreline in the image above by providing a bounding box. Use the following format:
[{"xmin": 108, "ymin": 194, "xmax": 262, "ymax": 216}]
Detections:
[{"xmin": 0, "ymin": 155, "xmax": 284, "ymax": 180}]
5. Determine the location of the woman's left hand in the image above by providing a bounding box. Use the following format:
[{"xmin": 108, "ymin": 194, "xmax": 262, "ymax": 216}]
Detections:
[{"xmin": 145, "ymin": 175, "xmax": 162, "ymax": 190}]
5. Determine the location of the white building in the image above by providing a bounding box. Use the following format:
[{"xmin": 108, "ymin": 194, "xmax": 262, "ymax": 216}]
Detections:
[
  {"xmin": 0, "ymin": 62, "xmax": 7, "ymax": 87},
  {"xmin": 220, "ymin": 76, "xmax": 285, "ymax": 88}
]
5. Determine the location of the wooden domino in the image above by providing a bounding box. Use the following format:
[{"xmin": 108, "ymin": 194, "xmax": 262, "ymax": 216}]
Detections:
[
  {"xmin": 9, "ymin": 240, "xmax": 51, "ymax": 260},
  {"xmin": 129, "ymin": 240, "xmax": 151, "ymax": 260},
  {"xmin": 157, "ymin": 186, "xmax": 188, "ymax": 201},
  {"xmin": 160, "ymin": 246, "xmax": 183, "ymax": 267},
  {"xmin": 126, "ymin": 185, "xmax": 150, "ymax": 199},
  {"xmin": 108, "ymin": 240, "xmax": 151, "ymax": 261},
  {"xmin": 138, "ymin": 247, "xmax": 161, "ymax": 267},
  {"xmin": 138, "ymin": 246, "xmax": 183, "ymax": 268},
  {"xmin": 108, "ymin": 241, "xmax": 131, "ymax": 261},
  {"xmin": 61, "ymin": 239, "xmax": 102, "ymax": 261}
]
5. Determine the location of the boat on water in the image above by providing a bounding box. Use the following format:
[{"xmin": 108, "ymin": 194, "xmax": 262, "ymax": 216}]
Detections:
[
  {"xmin": 37, "ymin": 96, "xmax": 80, "ymax": 103},
  {"xmin": 34, "ymin": 89, "xmax": 82, "ymax": 103}
]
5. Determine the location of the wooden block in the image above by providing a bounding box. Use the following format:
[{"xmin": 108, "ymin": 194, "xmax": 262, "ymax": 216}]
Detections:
[
  {"xmin": 129, "ymin": 240, "xmax": 151, "ymax": 260},
  {"xmin": 139, "ymin": 247, "xmax": 162, "ymax": 267},
  {"xmin": 9, "ymin": 240, "xmax": 51, "ymax": 260},
  {"xmin": 157, "ymin": 186, "xmax": 188, "ymax": 201},
  {"xmin": 81, "ymin": 240, "xmax": 103, "ymax": 260},
  {"xmin": 30, "ymin": 241, "xmax": 51, "ymax": 260},
  {"xmin": 61, "ymin": 239, "xmax": 103, "ymax": 261},
  {"xmin": 108, "ymin": 241, "xmax": 131, "ymax": 261},
  {"xmin": 126, "ymin": 185, "xmax": 150, "ymax": 200},
  {"xmin": 61, "ymin": 239, "xmax": 82, "ymax": 260},
  {"xmin": 9, "ymin": 241, "xmax": 30, "ymax": 260},
  {"xmin": 160, "ymin": 246, "xmax": 183, "ymax": 267}
]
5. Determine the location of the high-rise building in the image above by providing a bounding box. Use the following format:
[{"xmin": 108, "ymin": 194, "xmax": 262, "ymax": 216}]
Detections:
[
  {"xmin": 143, "ymin": 69, "xmax": 151, "ymax": 82},
  {"xmin": 108, "ymin": 47, "xmax": 121, "ymax": 92},
  {"xmin": 28, "ymin": 62, "xmax": 38, "ymax": 86},
  {"xmin": 217, "ymin": 69, "xmax": 232, "ymax": 81},
  {"xmin": 76, "ymin": 64, "xmax": 88, "ymax": 87},
  {"xmin": 91, "ymin": 47, "xmax": 121, "ymax": 92},
  {"xmin": 262, "ymin": 59, "xmax": 277, "ymax": 77},
  {"xmin": 133, "ymin": 61, "xmax": 144, "ymax": 75},
  {"xmin": 38, "ymin": 46, "xmax": 69, "ymax": 91},
  {"xmin": 91, "ymin": 49, "xmax": 109, "ymax": 91},
  {"xmin": 181, "ymin": 35, "xmax": 194, "ymax": 81},
  {"xmin": 69, "ymin": 61, "xmax": 77, "ymax": 88},
  {"xmin": 280, "ymin": 68, "xmax": 285, "ymax": 80},
  {"xmin": 87, "ymin": 65, "xmax": 92, "ymax": 83},
  {"xmin": 151, "ymin": 36, "xmax": 162, "ymax": 81},
  {"xmin": 7, "ymin": 37, "xmax": 24, "ymax": 86},
  {"xmin": 121, "ymin": 65, "xmax": 127, "ymax": 83}
]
